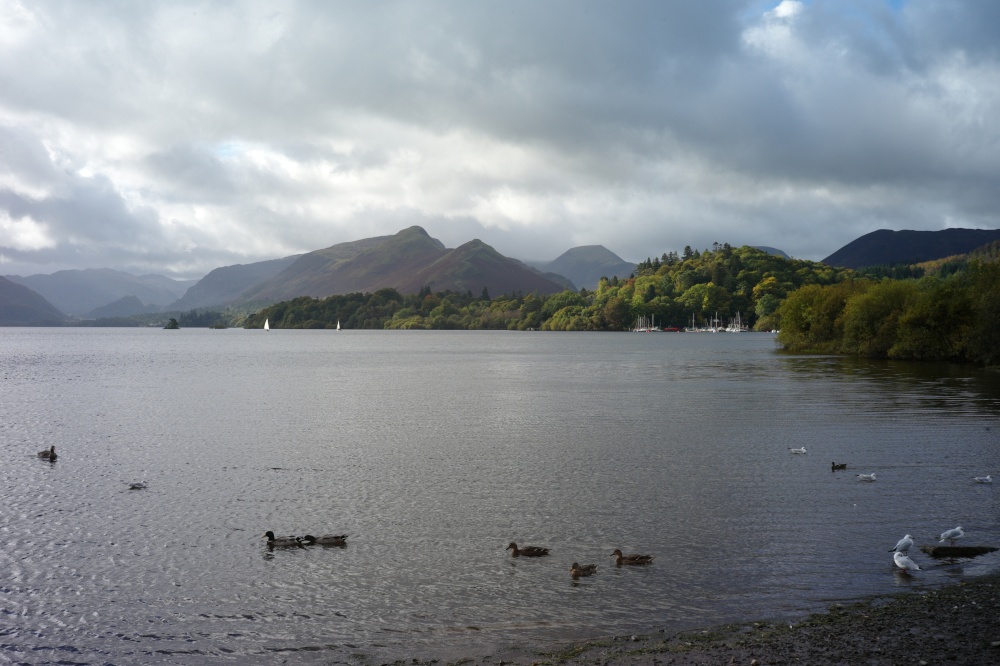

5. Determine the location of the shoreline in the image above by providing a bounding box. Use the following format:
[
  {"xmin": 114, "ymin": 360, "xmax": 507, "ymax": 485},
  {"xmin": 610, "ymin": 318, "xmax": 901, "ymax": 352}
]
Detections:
[{"xmin": 400, "ymin": 571, "xmax": 1000, "ymax": 665}]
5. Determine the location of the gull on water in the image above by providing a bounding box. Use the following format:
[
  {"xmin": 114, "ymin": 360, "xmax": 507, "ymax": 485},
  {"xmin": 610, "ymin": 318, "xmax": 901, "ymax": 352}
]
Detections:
[
  {"xmin": 889, "ymin": 534, "xmax": 913, "ymax": 554},
  {"xmin": 893, "ymin": 550, "xmax": 922, "ymax": 572},
  {"xmin": 939, "ymin": 526, "xmax": 964, "ymax": 545},
  {"xmin": 789, "ymin": 447, "xmax": 806, "ymax": 454},
  {"xmin": 973, "ymin": 475, "xmax": 992, "ymax": 484},
  {"xmin": 857, "ymin": 473, "xmax": 877, "ymax": 482}
]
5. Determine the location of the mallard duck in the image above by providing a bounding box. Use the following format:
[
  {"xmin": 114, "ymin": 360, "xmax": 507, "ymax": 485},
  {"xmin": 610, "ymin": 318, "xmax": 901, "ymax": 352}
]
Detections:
[
  {"xmin": 263, "ymin": 531, "xmax": 305, "ymax": 547},
  {"xmin": 301, "ymin": 534, "xmax": 347, "ymax": 546},
  {"xmin": 939, "ymin": 526, "xmax": 964, "ymax": 545},
  {"xmin": 611, "ymin": 548, "xmax": 653, "ymax": 566},
  {"xmin": 831, "ymin": 462, "xmax": 847, "ymax": 470},
  {"xmin": 38, "ymin": 445, "xmax": 57, "ymax": 460},
  {"xmin": 570, "ymin": 562, "xmax": 597, "ymax": 577},
  {"xmin": 506, "ymin": 542, "xmax": 549, "ymax": 557}
]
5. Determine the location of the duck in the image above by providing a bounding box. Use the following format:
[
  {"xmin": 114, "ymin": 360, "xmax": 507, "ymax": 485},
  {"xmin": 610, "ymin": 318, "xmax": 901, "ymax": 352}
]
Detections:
[
  {"xmin": 789, "ymin": 447, "xmax": 806, "ymax": 454},
  {"xmin": 939, "ymin": 526, "xmax": 964, "ymax": 545},
  {"xmin": 37, "ymin": 445, "xmax": 57, "ymax": 461},
  {"xmin": 973, "ymin": 474, "xmax": 993, "ymax": 484},
  {"xmin": 611, "ymin": 548, "xmax": 653, "ymax": 566},
  {"xmin": 263, "ymin": 531, "xmax": 305, "ymax": 547},
  {"xmin": 506, "ymin": 542, "xmax": 550, "ymax": 557},
  {"xmin": 128, "ymin": 481, "xmax": 147, "ymax": 490},
  {"xmin": 570, "ymin": 562, "xmax": 597, "ymax": 578},
  {"xmin": 301, "ymin": 534, "xmax": 348, "ymax": 546},
  {"xmin": 831, "ymin": 462, "xmax": 847, "ymax": 471},
  {"xmin": 888, "ymin": 534, "xmax": 913, "ymax": 554},
  {"xmin": 857, "ymin": 473, "xmax": 877, "ymax": 482},
  {"xmin": 893, "ymin": 550, "xmax": 922, "ymax": 572}
]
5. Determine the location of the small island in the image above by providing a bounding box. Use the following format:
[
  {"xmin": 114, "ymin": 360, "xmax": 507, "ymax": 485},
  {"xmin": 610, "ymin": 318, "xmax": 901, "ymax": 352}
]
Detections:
[{"xmin": 163, "ymin": 317, "xmax": 180, "ymax": 329}]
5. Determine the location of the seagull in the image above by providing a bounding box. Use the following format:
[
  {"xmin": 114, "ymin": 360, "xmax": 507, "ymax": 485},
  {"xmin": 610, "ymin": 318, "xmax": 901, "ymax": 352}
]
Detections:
[
  {"xmin": 857, "ymin": 473, "xmax": 877, "ymax": 482},
  {"xmin": 973, "ymin": 475, "xmax": 993, "ymax": 484},
  {"xmin": 889, "ymin": 534, "xmax": 913, "ymax": 554},
  {"xmin": 789, "ymin": 447, "xmax": 807, "ymax": 454},
  {"xmin": 893, "ymin": 550, "xmax": 922, "ymax": 572},
  {"xmin": 939, "ymin": 526, "xmax": 964, "ymax": 545}
]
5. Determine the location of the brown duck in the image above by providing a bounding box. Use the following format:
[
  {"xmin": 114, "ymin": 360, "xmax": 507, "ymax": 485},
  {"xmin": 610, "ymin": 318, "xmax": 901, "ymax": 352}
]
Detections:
[
  {"xmin": 612, "ymin": 548, "xmax": 653, "ymax": 566},
  {"xmin": 507, "ymin": 542, "xmax": 549, "ymax": 557},
  {"xmin": 570, "ymin": 562, "xmax": 597, "ymax": 577}
]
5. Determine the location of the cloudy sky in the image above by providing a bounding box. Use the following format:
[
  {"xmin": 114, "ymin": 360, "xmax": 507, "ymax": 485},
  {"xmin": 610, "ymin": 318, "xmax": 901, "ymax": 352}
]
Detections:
[{"xmin": 1, "ymin": 0, "xmax": 999, "ymax": 280}]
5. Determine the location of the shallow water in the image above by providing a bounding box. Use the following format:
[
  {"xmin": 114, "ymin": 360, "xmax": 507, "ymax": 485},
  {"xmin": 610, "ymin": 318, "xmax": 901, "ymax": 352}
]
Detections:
[{"xmin": 2, "ymin": 328, "xmax": 998, "ymax": 664}]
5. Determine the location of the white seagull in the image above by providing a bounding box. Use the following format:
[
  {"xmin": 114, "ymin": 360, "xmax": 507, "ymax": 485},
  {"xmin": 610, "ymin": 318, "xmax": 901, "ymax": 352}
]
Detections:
[
  {"xmin": 789, "ymin": 447, "xmax": 807, "ymax": 454},
  {"xmin": 973, "ymin": 475, "xmax": 992, "ymax": 484},
  {"xmin": 939, "ymin": 526, "xmax": 964, "ymax": 545},
  {"xmin": 889, "ymin": 534, "xmax": 913, "ymax": 554},
  {"xmin": 857, "ymin": 473, "xmax": 877, "ymax": 482},
  {"xmin": 893, "ymin": 550, "xmax": 922, "ymax": 572}
]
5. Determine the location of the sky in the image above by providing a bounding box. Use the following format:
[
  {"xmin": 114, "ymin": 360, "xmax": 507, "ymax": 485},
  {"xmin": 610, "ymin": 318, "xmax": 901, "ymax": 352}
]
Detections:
[{"xmin": 1, "ymin": 0, "xmax": 999, "ymax": 280}]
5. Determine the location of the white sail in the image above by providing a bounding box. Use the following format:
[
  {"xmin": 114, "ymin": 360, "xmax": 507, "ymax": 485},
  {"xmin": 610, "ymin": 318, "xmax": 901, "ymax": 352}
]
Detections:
[
  {"xmin": 337, "ymin": 319, "xmax": 340, "ymax": 331},
  {"xmin": 264, "ymin": 318, "xmax": 270, "ymax": 331}
]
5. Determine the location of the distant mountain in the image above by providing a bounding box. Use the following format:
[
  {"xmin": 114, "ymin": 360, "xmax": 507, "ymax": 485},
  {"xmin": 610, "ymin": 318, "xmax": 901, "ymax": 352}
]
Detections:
[
  {"xmin": 822, "ymin": 229, "xmax": 1000, "ymax": 269},
  {"xmin": 531, "ymin": 245, "xmax": 636, "ymax": 290},
  {"xmin": 0, "ymin": 276, "xmax": 66, "ymax": 325},
  {"xmin": 167, "ymin": 255, "xmax": 301, "ymax": 310},
  {"xmin": 753, "ymin": 246, "xmax": 790, "ymax": 259},
  {"xmin": 244, "ymin": 226, "xmax": 568, "ymax": 302},
  {"xmin": 85, "ymin": 295, "xmax": 160, "ymax": 319},
  {"xmin": 5, "ymin": 268, "xmax": 194, "ymax": 316}
]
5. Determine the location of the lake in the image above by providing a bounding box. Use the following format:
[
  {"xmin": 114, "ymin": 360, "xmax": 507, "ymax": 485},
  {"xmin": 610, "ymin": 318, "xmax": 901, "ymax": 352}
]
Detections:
[{"xmin": 2, "ymin": 328, "xmax": 999, "ymax": 664}]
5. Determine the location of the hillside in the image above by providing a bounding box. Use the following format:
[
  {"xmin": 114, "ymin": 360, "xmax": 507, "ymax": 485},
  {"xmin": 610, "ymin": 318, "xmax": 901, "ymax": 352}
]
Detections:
[
  {"xmin": 535, "ymin": 245, "xmax": 636, "ymax": 290},
  {"xmin": 0, "ymin": 276, "xmax": 66, "ymax": 325},
  {"xmin": 822, "ymin": 228, "xmax": 1000, "ymax": 269},
  {"xmin": 167, "ymin": 255, "xmax": 301, "ymax": 310},
  {"xmin": 244, "ymin": 226, "xmax": 567, "ymax": 301},
  {"xmin": 398, "ymin": 239, "xmax": 571, "ymax": 295},
  {"xmin": 5, "ymin": 268, "xmax": 193, "ymax": 315}
]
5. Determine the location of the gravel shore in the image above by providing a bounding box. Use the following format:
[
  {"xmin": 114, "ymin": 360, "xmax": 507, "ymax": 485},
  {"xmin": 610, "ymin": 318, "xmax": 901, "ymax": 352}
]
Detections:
[{"xmin": 402, "ymin": 572, "xmax": 1000, "ymax": 666}]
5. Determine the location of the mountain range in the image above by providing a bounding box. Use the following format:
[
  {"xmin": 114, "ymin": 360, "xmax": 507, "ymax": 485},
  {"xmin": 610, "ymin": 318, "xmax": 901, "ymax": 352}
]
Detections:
[{"xmin": 3, "ymin": 226, "xmax": 999, "ymax": 326}]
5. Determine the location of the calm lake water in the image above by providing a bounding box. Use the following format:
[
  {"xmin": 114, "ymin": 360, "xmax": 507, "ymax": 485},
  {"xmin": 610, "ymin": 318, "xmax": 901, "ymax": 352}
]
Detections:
[{"xmin": 2, "ymin": 328, "xmax": 999, "ymax": 664}]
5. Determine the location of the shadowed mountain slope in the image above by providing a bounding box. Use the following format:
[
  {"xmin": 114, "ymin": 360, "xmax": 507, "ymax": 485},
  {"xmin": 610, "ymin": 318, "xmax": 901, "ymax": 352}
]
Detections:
[
  {"xmin": 823, "ymin": 229, "xmax": 1000, "ymax": 269},
  {"xmin": 0, "ymin": 276, "xmax": 66, "ymax": 325},
  {"xmin": 167, "ymin": 255, "xmax": 301, "ymax": 310}
]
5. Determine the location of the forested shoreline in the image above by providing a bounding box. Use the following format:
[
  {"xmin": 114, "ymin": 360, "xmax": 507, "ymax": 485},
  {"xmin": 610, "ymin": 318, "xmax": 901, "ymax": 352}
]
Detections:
[{"xmin": 242, "ymin": 244, "xmax": 850, "ymax": 332}]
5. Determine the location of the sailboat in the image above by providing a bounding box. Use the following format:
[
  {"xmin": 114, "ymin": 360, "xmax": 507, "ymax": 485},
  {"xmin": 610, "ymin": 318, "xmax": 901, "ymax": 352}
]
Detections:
[
  {"xmin": 264, "ymin": 318, "xmax": 270, "ymax": 331},
  {"xmin": 336, "ymin": 319, "xmax": 341, "ymax": 331}
]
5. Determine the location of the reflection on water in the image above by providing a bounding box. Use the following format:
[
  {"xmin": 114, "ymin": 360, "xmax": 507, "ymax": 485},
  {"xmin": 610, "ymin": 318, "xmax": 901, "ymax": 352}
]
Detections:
[{"xmin": 1, "ymin": 328, "xmax": 998, "ymax": 663}]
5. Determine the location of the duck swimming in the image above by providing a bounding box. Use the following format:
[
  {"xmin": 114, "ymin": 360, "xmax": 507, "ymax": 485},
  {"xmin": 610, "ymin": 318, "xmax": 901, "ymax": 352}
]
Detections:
[
  {"xmin": 301, "ymin": 534, "xmax": 348, "ymax": 546},
  {"xmin": 831, "ymin": 462, "xmax": 847, "ymax": 470},
  {"xmin": 263, "ymin": 531, "xmax": 305, "ymax": 547},
  {"xmin": 611, "ymin": 549, "xmax": 653, "ymax": 566},
  {"xmin": 37, "ymin": 446, "xmax": 57, "ymax": 461},
  {"xmin": 506, "ymin": 542, "xmax": 549, "ymax": 557},
  {"xmin": 570, "ymin": 562, "xmax": 597, "ymax": 577}
]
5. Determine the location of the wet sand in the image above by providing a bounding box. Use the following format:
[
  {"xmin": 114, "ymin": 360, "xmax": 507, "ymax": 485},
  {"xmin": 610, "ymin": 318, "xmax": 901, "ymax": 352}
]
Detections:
[{"xmin": 389, "ymin": 571, "xmax": 1000, "ymax": 665}]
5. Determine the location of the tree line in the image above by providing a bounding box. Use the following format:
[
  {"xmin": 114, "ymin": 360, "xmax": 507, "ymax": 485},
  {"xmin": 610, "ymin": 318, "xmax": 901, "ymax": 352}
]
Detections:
[{"xmin": 243, "ymin": 245, "xmax": 850, "ymax": 332}]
